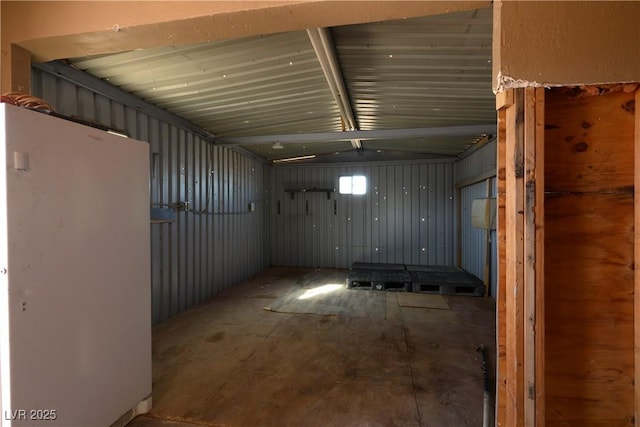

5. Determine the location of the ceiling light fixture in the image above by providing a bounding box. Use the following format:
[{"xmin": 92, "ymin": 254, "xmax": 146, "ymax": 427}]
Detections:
[{"xmin": 272, "ymin": 142, "xmax": 284, "ymax": 149}]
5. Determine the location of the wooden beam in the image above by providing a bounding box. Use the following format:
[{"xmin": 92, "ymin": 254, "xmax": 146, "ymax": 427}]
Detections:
[
  {"xmin": 523, "ymin": 87, "xmax": 545, "ymax": 426},
  {"xmin": 496, "ymin": 104, "xmax": 508, "ymax": 427},
  {"xmin": 533, "ymin": 87, "xmax": 545, "ymax": 427},
  {"xmin": 523, "ymin": 87, "xmax": 536, "ymax": 426},
  {"xmin": 635, "ymin": 88, "xmax": 640, "ymax": 427},
  {"xmin": 497, "ymin": 90, "xmax": 515, "ymax": 110},
  {"xmin": 505, "ymin": 88, "xmax": 525, "ymax": 426}
]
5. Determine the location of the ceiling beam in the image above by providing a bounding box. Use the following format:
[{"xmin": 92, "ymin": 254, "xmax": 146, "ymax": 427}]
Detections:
[
  {"xmin": 306, "ymin": 27, "xmax": 362, "ymax": 150},
  {"xmin": 215, "ymin": 124, "xmax": 497, "ymax": 145}
]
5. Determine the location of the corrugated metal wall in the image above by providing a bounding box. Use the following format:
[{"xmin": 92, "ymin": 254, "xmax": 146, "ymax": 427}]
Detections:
[
  {"xmin": 270, "ymin": 160, "xmax": 455, "ymax": 268},
  {"xmin": 459, "ymin": 180, "xmax": 493, "ymax": 277},
  {"xmin": 31, "ymin": 66, "xmax": 269, "ymax": 324},
  {"xmin": 455, "ymin": 139, "xmax": 497, "ymax": 296},
  {"xmin": 456, "ymin": 138, "xmax": 497, "ymax": 183}
]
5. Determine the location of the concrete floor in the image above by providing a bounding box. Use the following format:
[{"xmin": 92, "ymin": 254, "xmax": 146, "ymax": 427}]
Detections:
[{"xmin": 127, "ymin": 267, "xmax": 496, "ymax": 427}]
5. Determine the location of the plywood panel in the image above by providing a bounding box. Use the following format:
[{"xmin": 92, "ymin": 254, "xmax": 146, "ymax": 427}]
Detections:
[
  {"xmin": 544, "ymin": 89, "xmax": 635, "ymax": 193},
  {"xmin": 544, "ymin": 193, "xmax": 634, "ymax": 424},
  {"xmin": 544, "ymin": 87, "xmax": 635, "ymax": 426}
]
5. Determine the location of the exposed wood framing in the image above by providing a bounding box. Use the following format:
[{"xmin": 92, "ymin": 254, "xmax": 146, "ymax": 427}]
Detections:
[
  {"xmin": 497, "ymin": 87, "xmax": 544, "ymax": 426},
  {"xmin": 496, "ymin": 90, "xmax": 514, "ymax": 111},
  {"xmin": 505, "ymin": 88, "xmax": 525, "ymax": 426},
  {"xmin": 498, "ymin": 81, "xmax": 639, "ymax": 427},
  {"xmin": 522, "ymin": 87, "xmax": 545, "ymax": 426},
  {"xmin": 533, "ymin": 88, "xmax": 545, "ymax": 427},
  {"xmin": 496, "ymin": 102, "xmax": 507, "ymax": 427},
  {"xmin": 635, "ymin": 88, "xmax": 640, "ymax": 427}
]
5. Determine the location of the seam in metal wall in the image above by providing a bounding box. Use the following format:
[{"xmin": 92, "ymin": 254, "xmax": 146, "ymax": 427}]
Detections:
[
  {"xmin": 270, "ymin": 160, "xmax": 456, "ymax": 268},
  {"xmin": 31, "ymin": 67, "xmax": 269, "ymax": 324}
]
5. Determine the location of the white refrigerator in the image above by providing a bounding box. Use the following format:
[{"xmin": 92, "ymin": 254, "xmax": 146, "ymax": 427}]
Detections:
[{"xmin": 0, "ymin": 104, "xmax": 152, "ymax": 426}]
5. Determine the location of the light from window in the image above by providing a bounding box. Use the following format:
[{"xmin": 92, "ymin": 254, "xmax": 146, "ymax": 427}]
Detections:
[{"xmin": 339, "ymin": 175, "xmax": 367, "ymax": 195}]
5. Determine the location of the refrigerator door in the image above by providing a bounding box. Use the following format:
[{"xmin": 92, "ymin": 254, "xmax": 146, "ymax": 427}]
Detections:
[{"xmin": 0, "ymin": 104, "xmax": 151, "ymax": 427}]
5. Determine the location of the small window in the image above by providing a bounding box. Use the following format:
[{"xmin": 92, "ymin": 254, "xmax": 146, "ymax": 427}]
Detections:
[{"xmin": 339, "ymin": 175, "xmax": 367, "ymax": 195}]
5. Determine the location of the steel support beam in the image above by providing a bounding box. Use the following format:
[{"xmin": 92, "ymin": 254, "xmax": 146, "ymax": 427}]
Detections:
[
  {"xmin": 307, "ymin": 27, "xmax": 362, "ymax": 150},
  {"xmin": 215, "ymin": 124, "xmax": 497, "ymax": 145}
]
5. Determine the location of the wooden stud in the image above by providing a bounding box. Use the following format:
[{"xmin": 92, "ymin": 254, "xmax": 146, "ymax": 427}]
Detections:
[
  {"xmin": 497, "ymin": 90, "xmax": 515, "ymax": 110},
  {"xmin": 496, "ymin": 104, "xmax": 508, "ymax": 427},
  {"xmin": 533, "ymin": 87, "xmax": 545, "ymax": 427},
  {"xmin": 523, "ymin": 87, "xmax": 537, "ymax": 427},
  {"xmin": 505, "ymin": 88, "xmax": 525, "ymax": 427},
  {"xmin": 635, "ymin": 88, "xmax": 640, "ymax": 427},
  {"xmin": 522, "ymin": 87, "xmax": 545, "ymax": 426}
]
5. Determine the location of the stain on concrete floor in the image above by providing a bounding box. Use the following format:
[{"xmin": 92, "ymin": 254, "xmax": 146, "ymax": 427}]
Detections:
[{"xmin": 127, "ymin": 267, "xmax": 496, "ymax": 427}]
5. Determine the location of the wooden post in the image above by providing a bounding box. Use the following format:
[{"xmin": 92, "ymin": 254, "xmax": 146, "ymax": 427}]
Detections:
[
  {"xmin": 523, "ymin": 87, "xmax": 545, "ymax": 426},
  {"xmin": 523, "ymin": 87, "xmax": 536, "ymax": 426},
  {"xmin": 635, "ymin": 88, "xmax": 640, "ymax": 427},
  {"xmin": 497, "ymin": 87, "xmax": 544, "ymax": 426},
  {"xmin": 495, "ymin": 89, "xmax": 511, "ymax": 427},
  {"xmin": 533, "ymin": 88, "xmax": 545, "ymax": 427},
  {"xmin": 505, "ymin": 88, "xmax": 525, "ymax": 427}
]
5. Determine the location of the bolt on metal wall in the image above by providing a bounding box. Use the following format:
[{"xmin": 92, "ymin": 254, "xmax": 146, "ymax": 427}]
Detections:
[{"xmin": 270, "ymin": 160, "xmax": 456, "ymax": 268}]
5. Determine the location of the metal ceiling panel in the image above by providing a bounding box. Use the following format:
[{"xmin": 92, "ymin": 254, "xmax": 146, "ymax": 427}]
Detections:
[
  {"xmin": 68, "ymin": 6, "xmax": 494, "ymax": 161},
  {"xmin": 331, "ymin": 7, "xmax": 494, "ymax": 153},
  {"xmin": 70, "ymin": 31, "xmax": 342, "ymax": 138}
]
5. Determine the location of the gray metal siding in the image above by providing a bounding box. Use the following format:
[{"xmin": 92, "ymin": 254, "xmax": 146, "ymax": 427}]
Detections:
[
  {"xmin": 456, "ymin": 138, "xmax": 497, "ymax": 183},
  {"xmin": 455, "ymin": 139, "xmax": 497, "ymax": 296},
  {"xmin": 459, "ymin": 181, "xmax": 488, "ymax": 279},
  {"xmin": 270, "ymin": 160, "xmax": 455, "ymax": 268},
  {"xmin": 32, "ymin": 66, "xmax": 269, "ymax": 324}
]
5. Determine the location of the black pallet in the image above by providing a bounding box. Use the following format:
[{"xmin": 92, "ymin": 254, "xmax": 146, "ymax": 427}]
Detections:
[
  {"xmin": 350, "ymin": 262, "xmax": 406, "ymax": 271},
  {"xmin": 405, "ymin": 265, "xmax": 461, "ymax": 273},
  {"xmin": 409, "ymin": 270, "xmax": 484, "ymax": 296},
  {"xmin": 346, "ymin": 269, "xmax": 412, "ymax": 292}
]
